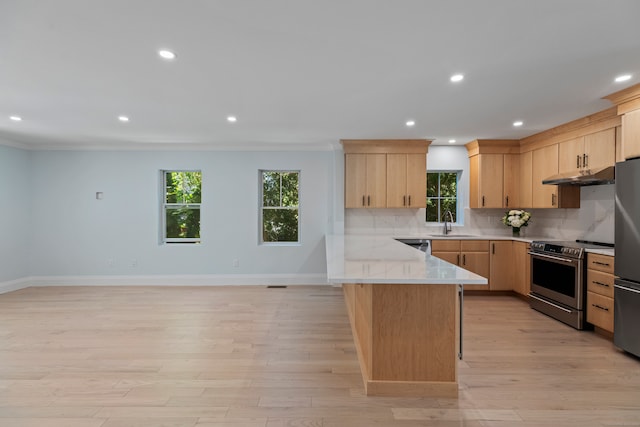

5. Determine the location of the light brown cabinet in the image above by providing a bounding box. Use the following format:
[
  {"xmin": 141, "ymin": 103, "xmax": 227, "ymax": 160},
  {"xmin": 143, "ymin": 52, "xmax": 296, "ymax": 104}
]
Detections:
[
  {"xmin": 586, "ymin": 253, "xmax": 615, "ymax": 333},
  {"xmin": 558, "ymin": 128, "xmax": 615, "ymax": 174},
  {"xmin": 466, "ymin": 140, "xmax": 520, "ymax": 209},
  {"xmin": 386, "ymin": 153, "xmax": 426, "ymax": 208},
  {"xmin": 432, "ymin": 240, "xmax": 489, "ymax": 291},
  {"xmin": 342, "ymin": 140, "xmax": 431, "ymax": 209},
  {"xmin": 519, "ymin": 151, "xmax": 533, "ymax": 209},
  {"xmin": 489, "ymin": 241, "xmax": 514, "ymax": 291},
  {"xmin": 531, "ymin": 144, "xmax": 580, "ymax": 208},
  {"xmin": 344, "ymin": 153, "xmax": 387, "ymax": 208},
  {"xmin": 513, "ymin": 241, "xmax": 531, "ymax": 297},
  {"xmin": 622, "ymin": 108, "xmax": 640, "ymax": 160}
]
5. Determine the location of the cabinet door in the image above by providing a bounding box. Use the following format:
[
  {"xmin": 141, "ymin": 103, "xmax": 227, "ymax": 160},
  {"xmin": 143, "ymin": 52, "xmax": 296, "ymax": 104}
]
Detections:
[
  {"xmin": 366, "ymin": 154, "xmax": 387, "ymax": 208},
  {"xmin": 519, "ymin": 151, "xmax": 533, "ymax": 209},
  {"xmin": 386, "ymin": 154, "xmax": 407, "ymax": 208},
  {"xmin": 584, "ymin": 128, "xmax": 615, "ymax": 170},
  {"xmin": 532, "ymin": 145, "xmax": 559, "ymax": 208},
  {"xmin": 513, "ymin": 241, "xmax": 531, "ymax": 296},
  {"xmin": 622, "ymin": 109, "xmax": 640, "ymax": 160},
  {"xmin": 461, "ymin": 251, "xmax": 490, "ymax": 291},
  {"xmin": 405, "ymin": 153, "xmax": 426, "ymax": 208},
  {"xmin": 431, "ymin": 251, "xmax": 460, "ymax": 266},
  {"xmin": 558, "ymin": 136, "xmax": 584, "ymax": 174},
  {"xmin": 503, "ymin": 154, "xmax": 520, "ymax": 209},
  {"xmin": 474, "ymin": 154, "xmax": 504, "ymax": 208},
  {"xmin": 490, "ymin": 241, "xmax": 514, "ymax": 291},
  {"xmin": 345, "ymin": 154, "xmax": 368, "ymax": 208}
]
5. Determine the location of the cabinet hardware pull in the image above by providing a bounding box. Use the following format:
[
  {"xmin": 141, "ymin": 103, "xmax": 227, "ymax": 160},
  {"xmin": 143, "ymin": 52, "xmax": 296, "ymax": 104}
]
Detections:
[
  {"xmin": 505, "ymin": 196, "xmax": 509, "ymax": 207},
  {"xmin": 577, "ymin": 154, "xmax": 581, "ymax": 169},
  {"xmin": 583, "ymin": 153, "xmax": 587, "ymax": 168},
  {"xmin": 367, "ymin": 195, "xmax": 371, "ymax": 206},
  {"xmin": 408, "ymin": 195, "xmax": 411, "ymax": 206},
  {"xmin": 463, "ymin": 254, "xmax": 466, "ymax": 265},
  {"xmin": 593, "ymin": 281, "xmax": 610, "ymax": 287},
  {"xmin": 551, "ymin": 193, "xmax": 556, "ymax": 206},
  {"xmin": 362, "ymin": 195, "xmax": 365, "ymax": 206},
  {"xmin": 457, "ymin": 254, "xmax": 460, "ymax": 265},
  {"xmin": 492, "ymin": 243, "xmax": 495, "ymax": 254},
  {"xmin": 482, "ymin": 196, "xmax": 485, "ymax": 207},
  {"xmin": 403, "ymin": 195, "xmax": 406, "ymax": 206},
  {"xmin": 592, "ymin": 303, "xmax": 609, "ymax": 312},
  {"xmin": 593, "ymin": 261, "xmax": 610, "ymax": 266}
]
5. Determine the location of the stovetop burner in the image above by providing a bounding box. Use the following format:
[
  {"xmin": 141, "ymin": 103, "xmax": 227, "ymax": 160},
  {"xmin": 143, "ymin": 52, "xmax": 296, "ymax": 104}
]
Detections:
[{"xmin": 530, "ymin": 239, "xmax": 614, "ymax": 259}]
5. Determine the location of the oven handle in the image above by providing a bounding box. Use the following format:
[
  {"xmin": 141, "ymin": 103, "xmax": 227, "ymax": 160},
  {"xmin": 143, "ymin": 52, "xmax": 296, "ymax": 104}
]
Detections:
[
  {"xmin": 614, "ymin": 284, "xmax": 640, "ymax": 295},
  {"xmin": 529, "ymin": 293, "xmax": 573, "ymax": 313},
  {"xmin": 528, "ymin": 252, "xmax": 578, "ymax": 264}
]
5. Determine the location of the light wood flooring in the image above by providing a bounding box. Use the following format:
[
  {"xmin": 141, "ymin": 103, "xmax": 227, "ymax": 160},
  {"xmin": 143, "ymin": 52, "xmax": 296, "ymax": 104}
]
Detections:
[{"xmin": 0, "ymin": 285, "xmax": 639, "ymax": 427}]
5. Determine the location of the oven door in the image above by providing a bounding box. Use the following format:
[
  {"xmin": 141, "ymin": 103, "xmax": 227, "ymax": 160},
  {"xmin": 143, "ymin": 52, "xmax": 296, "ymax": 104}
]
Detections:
[{"xmin": 529, "ymin": 252, "xmax": 583, "ymax": 309}]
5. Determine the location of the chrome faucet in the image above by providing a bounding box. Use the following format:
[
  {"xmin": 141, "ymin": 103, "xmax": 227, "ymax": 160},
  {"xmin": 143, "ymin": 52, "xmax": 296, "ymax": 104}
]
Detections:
[{"xmin": 442, "ymin": 210, "xmax": 454, "ymax": 235}]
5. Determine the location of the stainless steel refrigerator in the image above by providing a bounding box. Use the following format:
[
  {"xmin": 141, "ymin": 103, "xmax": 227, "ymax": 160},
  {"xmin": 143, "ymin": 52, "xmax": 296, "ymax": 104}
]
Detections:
[{"xmin": 614, "ymin": 158, "xmax": 640, "ymax": 357}]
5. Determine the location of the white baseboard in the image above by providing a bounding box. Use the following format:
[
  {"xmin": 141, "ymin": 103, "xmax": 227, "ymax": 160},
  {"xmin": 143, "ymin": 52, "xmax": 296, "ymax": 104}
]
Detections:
[
  {"xmin": 0, "ymin": 277, "xmax": 32, "ymax": 294},
  {"xmin": 24, "ymin": 273, "xmax": 329, "ymax": 287}
]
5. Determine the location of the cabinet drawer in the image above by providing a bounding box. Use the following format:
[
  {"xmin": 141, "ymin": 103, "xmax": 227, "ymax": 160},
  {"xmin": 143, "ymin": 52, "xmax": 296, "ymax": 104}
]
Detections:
[
  {"xmin": 587, "ymin": 253, "xmax": 614, "ymax": 274},
  {"xmin": 587, "ymin": 291, "xmax": 614, "ymax": 332},
  {"xmin": 431, "ymin": 240, "xmax": 460, "ymax": 252},
  {"xmin": 461, "ymin": 240, "xmax": 489, "ymax": 251},
  {"xmin": 587, "ymin": 269, "xmax": 614, "ymax": 298}
]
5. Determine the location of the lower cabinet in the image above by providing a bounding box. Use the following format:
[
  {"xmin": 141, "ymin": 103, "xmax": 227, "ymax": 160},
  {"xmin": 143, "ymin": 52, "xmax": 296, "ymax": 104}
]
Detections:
[
  {"xmin": 586, "ymin": 253, "xmax": 615, "ymax": 333},
  {"xmin": 513, "ymin": 241, "xmax": 531, "ymax": 296},
  {"xmin": 489, "ymin": 241, "xmax": 514, "ymax": 291},
  {"xmin": 432, "ymin": 240, "xmax": 489, "ymax": 291}
]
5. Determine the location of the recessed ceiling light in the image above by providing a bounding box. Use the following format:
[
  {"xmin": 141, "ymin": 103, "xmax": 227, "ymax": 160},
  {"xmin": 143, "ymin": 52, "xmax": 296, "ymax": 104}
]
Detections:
[
  {"xmin": 448, "ymin": 139, "xmax": 456, "ymax": 144},
  {"xmin": 615, "ymin": 74, "xmax": 632, "ymax": 83},
  {"xmin": 450, "ymin": 74, "xmax": 464, "ymax": 82},
  {"xmin": 118, "ymin": 116, "xmax": 130, "ymax": 122},
  {"xmin": 513, "ymin": 120, "xmax": 524, "ymax": 127},
  {"xmin": 9, "ymin": 115, "xmax": 22, "ymax": 121},
  {"xmin": 405, "ymin": 120, "xmax": 415, "ymax": 127},
  {"xmin": 227, "ymin": 116, "xmax": 237, "ymax": 123},
  {"xmin": 158, "ymin": 49, "xmax": 176, "ymax": 60}
]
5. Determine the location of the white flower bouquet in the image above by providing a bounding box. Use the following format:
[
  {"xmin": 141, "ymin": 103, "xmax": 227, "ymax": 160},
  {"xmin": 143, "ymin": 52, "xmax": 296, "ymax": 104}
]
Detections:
[{"xmin": 502, "ymin": 210, "xmax": 531, "ymax": 235}]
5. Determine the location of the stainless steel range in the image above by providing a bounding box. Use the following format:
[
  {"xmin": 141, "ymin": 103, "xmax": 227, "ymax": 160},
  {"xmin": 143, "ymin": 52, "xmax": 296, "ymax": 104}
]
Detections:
[{"xmin": 529, "ymin": 240, "xmax": 614, "ymax": 329}]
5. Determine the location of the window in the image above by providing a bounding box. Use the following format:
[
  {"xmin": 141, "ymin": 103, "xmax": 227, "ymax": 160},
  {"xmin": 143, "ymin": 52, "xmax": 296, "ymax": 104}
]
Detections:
[
  {"xmin": 162, "ymin": 170, "xmax": 202, "ymax": 244},
  {"xmin": 261, "ymin": 170, "xmax": 299, "ymax": 243},
  {"xmin": 426, "ymin": 171, "xmax": 459, "ymax": 222}
]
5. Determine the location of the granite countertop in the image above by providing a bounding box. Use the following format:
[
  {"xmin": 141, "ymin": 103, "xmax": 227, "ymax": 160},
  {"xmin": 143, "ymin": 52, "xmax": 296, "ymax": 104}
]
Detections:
[{"xmin": 325, "ymin": 234, "xmax": 488, "ymax": 285}]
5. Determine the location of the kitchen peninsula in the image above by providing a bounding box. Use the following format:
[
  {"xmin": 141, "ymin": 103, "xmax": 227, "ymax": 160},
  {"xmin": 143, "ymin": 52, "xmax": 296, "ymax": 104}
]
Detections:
[{"xmin": 325, "ymin": 235, "xmax": 487, "ymax": 397}]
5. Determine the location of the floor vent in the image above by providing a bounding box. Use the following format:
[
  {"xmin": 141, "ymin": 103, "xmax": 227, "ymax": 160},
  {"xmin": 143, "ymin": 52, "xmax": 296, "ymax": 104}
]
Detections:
[{"xmin": 267, "ymin": 285, "xmax": 288, "ymax": 289}]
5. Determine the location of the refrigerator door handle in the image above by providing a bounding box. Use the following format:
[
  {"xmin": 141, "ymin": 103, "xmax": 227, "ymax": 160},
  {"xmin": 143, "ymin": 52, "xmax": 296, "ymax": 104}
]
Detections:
[{"xmin": 614, "ymin": 284, "xmax": 640, "ymax": 295}]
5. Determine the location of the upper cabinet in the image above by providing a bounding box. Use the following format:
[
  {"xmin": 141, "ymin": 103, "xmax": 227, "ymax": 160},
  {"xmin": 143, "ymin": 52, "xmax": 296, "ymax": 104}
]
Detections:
[
  {"xmin": 531, "ymin": 144, "xmax": 580, "ymax": 208},
  {"xmin": 466, "ymin": 140, "xmax": 520, "ymax": 209},
  {"xmin": 342, "ymin": 140, "xmax": 431, "ymax": 209},
  {"xmin": 558, "ymin": 128, "xmax": 615, "ymax": 174},
  {"xmin": 604, "ymin": 82, "xmax": 640, "ymax": 160},
  {"xmin": 344, "ymin": 153, "xmax": 387, "ymax": 208},
  {"xmin": 386, "ymin": 154, "xmax": 427, "ymax": 208}
]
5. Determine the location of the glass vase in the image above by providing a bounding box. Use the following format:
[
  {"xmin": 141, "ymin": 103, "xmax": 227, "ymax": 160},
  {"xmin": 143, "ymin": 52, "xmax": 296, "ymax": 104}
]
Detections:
[{"xmin": 512, "ymin": 227, "xmax": 521, "ymax": 237}]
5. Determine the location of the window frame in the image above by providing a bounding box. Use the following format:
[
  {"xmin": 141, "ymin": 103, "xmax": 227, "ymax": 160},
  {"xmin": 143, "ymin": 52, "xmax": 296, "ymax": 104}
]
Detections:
[
  {"xmin": 161, "ymin": 169, "xmax": 202, "ymax": 245},
  {"xmin": 259, "ymin": 169, "xmax": 301, "ymax": 245},
  {"xmin": 426, "ymin": 170, "xmax": 460, "ymax": 224}
]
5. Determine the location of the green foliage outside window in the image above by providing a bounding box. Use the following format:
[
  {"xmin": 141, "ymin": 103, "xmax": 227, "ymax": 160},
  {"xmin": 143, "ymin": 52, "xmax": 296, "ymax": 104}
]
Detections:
[
  {"xmin": 164, "ymin": 171, "xmax": 201, "ymax": 242},
  {"xmin": 262, "ymin": 171, "xmax": 299, "ymax": 242},
  {"xmin": 426, "ymin": 172, "xmax": 458, "ymax": 222}
]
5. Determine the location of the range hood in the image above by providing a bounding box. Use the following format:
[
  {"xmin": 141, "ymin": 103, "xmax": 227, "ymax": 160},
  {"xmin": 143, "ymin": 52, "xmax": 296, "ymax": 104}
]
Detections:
[{"xmin": 542, "ymin": 165, "xmax": 615, "ymax": 186}]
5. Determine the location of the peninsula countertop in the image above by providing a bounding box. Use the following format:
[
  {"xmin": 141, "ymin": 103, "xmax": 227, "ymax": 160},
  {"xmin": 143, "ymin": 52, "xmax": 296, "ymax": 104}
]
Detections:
[{"xmin": 325, "ymin": 234, "xmax": 488, "ymax": 285}]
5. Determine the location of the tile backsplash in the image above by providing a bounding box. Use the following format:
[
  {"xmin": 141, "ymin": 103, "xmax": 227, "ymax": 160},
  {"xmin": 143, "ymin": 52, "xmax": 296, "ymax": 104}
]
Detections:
[{"xmin": 345, "ymin": 184, "xmax": 614, "ymax": 243}]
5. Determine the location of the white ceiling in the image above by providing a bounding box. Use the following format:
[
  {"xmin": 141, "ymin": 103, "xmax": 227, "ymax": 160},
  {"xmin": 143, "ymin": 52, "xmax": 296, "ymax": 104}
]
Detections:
[{"xmin": 2, "ymin": 0, "xmax": 640, "ymax": 150}]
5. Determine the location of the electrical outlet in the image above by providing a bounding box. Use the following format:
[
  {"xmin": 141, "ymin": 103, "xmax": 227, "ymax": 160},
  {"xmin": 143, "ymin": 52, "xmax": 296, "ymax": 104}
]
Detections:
[
  {"xmin": 107, "ymin": 259, "xmax": 114, "ymax": 267},
  {"xmin": 131, "ymin": 259, "xmax": 138, "ymax": 268},
  {"xmin": 233, "ymin": 259, "xmax": 240, "ymax": 267}
]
